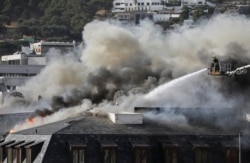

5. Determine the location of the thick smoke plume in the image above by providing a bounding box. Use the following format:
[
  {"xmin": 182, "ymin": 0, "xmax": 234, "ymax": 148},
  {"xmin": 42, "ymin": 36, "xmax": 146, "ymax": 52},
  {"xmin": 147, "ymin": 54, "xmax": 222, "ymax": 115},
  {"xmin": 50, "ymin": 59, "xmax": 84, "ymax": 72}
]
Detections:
[{"xmin": 1, "ymin": 14, "xmax": 250, "ymax": 133}]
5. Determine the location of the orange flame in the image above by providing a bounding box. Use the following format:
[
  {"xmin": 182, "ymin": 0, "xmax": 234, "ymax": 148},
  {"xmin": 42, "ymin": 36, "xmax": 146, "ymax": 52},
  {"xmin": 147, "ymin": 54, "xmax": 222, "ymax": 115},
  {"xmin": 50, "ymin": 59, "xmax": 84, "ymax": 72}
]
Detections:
[
  {"xmin": 9, "ymin": 129, "xmax": 14, "ymax": 134},
  {"xmin": 28, "ymin": 118, "xmax": 35, "ymax": 124}
]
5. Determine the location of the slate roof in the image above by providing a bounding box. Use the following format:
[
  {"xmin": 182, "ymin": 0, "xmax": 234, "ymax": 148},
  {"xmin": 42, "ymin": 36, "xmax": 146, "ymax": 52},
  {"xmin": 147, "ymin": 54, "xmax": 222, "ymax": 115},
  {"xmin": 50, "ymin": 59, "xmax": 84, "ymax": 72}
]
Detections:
[
  {"xmin": 10, "ymin": 113, "xmax": 248, "ymax": 136},
  {"xmin": 2, "ymin": 113, "xmax": 250, "ymax": 163},
  {"xmin": 0, "ymin": 112, "xmax": 34, "ymax": 138}
]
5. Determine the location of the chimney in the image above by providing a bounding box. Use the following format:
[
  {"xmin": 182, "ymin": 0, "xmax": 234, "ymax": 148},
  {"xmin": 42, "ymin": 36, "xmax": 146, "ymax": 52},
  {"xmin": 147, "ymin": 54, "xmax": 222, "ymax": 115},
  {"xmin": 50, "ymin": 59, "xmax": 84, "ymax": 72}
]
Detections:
[{"xmin": 108, "ymin": 112, "xmax": 143, "ymax": 124}]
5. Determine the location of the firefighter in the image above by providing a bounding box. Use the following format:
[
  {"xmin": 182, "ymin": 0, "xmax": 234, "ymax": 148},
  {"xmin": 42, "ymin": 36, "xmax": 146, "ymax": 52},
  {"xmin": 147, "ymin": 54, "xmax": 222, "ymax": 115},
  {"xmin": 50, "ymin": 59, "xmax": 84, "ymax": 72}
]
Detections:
[
  {"xmin": 212, "ymin": 55, "xmax": 220, "ymax": 72},
  {"xmin": 213, "ymin": 55, "xmax": 219, "ymax": 63}
]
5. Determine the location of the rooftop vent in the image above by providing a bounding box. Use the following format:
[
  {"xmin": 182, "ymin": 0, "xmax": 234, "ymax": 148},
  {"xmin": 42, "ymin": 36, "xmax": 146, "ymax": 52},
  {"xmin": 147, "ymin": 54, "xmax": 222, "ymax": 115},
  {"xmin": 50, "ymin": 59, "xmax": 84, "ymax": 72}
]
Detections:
[{"xmin": 108, "ymin": 112, "xmax": 143, "ymax": 124}]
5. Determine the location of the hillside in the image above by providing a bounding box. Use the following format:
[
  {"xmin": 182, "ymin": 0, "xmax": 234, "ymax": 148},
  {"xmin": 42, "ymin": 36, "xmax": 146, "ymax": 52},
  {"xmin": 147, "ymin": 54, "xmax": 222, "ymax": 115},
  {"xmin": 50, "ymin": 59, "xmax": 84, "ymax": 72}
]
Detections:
[{"xmin": 0, "ymin": 0, "xmax": 113, "ymax": 42}]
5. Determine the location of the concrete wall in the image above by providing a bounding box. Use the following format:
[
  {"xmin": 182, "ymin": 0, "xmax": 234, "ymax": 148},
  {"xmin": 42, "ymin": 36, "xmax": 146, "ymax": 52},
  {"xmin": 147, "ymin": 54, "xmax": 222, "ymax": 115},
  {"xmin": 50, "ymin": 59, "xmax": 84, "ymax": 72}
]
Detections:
[
  {"xmin": 28, "ymin": 57, "xmax": 46, "ymax": 65},
  {"xmin": 0, "ymin": 65, "xmax": 44, "ymax": 74}
]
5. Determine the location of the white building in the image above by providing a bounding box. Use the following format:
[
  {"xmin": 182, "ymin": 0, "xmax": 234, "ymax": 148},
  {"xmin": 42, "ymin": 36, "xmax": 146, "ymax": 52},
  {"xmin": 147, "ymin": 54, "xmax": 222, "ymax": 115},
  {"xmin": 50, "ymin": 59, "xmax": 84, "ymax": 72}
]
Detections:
[
  {"xmin": 182, "ymin": 0, "xmax": 206, "ymax": 6},
  {"xmin": 112, "ymin": 0, "xmax": 185, "ymax": 23},
  {"xmin": 30, "ymin": 40, "xmax": 75, "ymax": 56},
  {"xmin": 0, "ymin": 41, "xmax": 76, "ymax": 94},
  {"xmin": 112, "ymin": 0, "xmax": 163, "ymax": 13},
  {"xmin": 1, "ymin": 41, "xmax": 75, "ymax": 66}
]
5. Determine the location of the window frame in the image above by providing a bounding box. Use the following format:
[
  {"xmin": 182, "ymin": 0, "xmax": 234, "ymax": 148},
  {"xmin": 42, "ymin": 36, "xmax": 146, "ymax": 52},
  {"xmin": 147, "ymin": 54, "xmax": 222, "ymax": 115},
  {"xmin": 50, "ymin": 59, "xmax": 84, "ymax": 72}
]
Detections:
[
  {"xmin": 194, "ymin": 146, "xmax": 211, "ymax": 163},
  {"xmin": 133, "ymin": 147, "xmax": 148, "ymax": 163},
  {"xmin": 163, "ymin": 146, "xmax": 179, "ymax": 163},
  {"xmin": 225, "ymin": 147, "xmax": 239, "ymax": 163},
  {"xmin": 70, "ymin": 146, "xmax": 86, "ymax": 163},
  {"xmin": 102, "ymin": 146, "xmax": 117, "ymax": 163}
]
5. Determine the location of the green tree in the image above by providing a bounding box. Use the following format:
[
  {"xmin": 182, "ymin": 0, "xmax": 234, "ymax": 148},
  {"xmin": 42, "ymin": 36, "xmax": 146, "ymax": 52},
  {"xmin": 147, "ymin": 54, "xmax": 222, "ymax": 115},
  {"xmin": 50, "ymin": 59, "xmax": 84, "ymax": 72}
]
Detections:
[
  {"xmin": 14, "ymin": 6, "xmax": 23, "ymax": 15},
  {"xmin": 192, "ymin": 6, "xmax": 205, "ymax": 21},
  {"xmin": 49, "ymin": 16, "xmax": 64, "ymax": 25},
  {"xmin": 29, "ymin": 25, "xmax": 41, "ymax": 36},
  {"xmin": 16, "ymin": 25, "xmax": 31, "ymax": 36},
  {"xmin": 2, "ymin": 3, "xmax": 12, "ymax": 16},
  {"xmin": 21, "ymin": 11, "xmax": 30, "ymax": 19},
  {"xmin": 0, "ymin": 0, "xmax": 112, "ymax": 41},
  {"xmin": 180, "ymin": 6, "xmax": 189, "ymax": 21},
  {"xmin": 88, "ymin": 0, "xmax": 106, "ymax": 9},
  {"xmin": 0, "ymin": 25, "xmax": 6, "ymax": 33},
  {"xmin": 0, "ymin": 41, "xmax": 19, "ymax": 56},
  {"xmin": 0, "ymin": 15, "xmax": 10, "ymax": 24},
  {"xmin": 0, "ymin": 0, "xmax": 5, "ymax": 11},
  {"xmin": 40, "ymin": 25, "xmax": 70, "ymax": 38},
  {"xmin": 21, "ymin": 18, "xmax": 41, "ymax": 26},
  {"xmin": 70, "ymin": 14, "xmax": 87, "ymax": 33}
]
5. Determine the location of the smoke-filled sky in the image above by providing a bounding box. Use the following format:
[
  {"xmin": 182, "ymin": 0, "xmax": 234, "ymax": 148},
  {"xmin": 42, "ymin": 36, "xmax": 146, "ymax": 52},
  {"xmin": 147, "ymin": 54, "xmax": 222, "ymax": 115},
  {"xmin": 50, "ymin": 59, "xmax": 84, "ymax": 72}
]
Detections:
[{"xmin": 1, "ymin": 14, "xmax": 250, "ymax": 132}]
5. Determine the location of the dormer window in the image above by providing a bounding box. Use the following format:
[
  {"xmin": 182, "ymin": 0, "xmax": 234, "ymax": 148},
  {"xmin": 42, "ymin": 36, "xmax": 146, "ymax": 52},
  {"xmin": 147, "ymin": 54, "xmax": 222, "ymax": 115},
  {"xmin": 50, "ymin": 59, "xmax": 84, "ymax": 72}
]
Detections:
[
  {"xmin": 68, "ymin": 142, "xmax": 86, "ymax": 163},
  {"xmin": 100, "ymin": 140, "xmax": 118, "ymax": 163}
]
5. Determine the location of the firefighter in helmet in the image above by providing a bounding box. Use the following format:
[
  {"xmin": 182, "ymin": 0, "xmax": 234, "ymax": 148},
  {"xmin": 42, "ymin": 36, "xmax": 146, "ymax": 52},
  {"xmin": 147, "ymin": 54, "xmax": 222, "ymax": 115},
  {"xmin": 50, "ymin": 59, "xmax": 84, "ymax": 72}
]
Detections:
[
  {"xmin": 212, "ymin": 55, "xmax": 219, "ymax": 63},
  {"xmin": 212, "ymin": 55, "xmax": 220, "ymax": 72}
]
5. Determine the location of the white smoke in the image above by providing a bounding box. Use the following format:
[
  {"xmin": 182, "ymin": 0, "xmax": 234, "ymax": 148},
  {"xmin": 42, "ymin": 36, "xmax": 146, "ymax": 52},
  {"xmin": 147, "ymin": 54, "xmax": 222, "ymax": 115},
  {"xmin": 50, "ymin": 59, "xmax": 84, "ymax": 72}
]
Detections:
[
  {"xmin": 12, "ymin": 99, "xmax": 92, "ymax": 132},
  {"xmin": 143, "ymin": 68, "xmax": 236, "ymax": 109},
  {"xmin": 81, "ymin": 21, "xmax": 143, "ymax": 70},
  {"xmin": 22, "ymin": 51, "xmax": 87, "ymax": 101},
  {"xmin": 2, "ymin": 14, "xmax": 250, "ymax": 132}
]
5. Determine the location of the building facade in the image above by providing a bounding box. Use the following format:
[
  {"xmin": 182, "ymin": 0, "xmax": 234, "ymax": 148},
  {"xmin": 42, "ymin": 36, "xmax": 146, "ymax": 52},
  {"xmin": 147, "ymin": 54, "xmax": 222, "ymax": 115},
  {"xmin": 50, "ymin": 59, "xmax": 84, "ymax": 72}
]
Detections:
[
  {"xmin": 112, "ymin": 0, "xmax": 163, "ymax": 13},
  {"xmin": 0, "ymin": 41, "xmax": 75, "ymax": 95},
  {"xmin": 1, "ymin": 110, "xmax": 250, "ymax": 163},
  {"xmin": 182, "ymin": 0, "xmax": 206, "ymax": 6}
]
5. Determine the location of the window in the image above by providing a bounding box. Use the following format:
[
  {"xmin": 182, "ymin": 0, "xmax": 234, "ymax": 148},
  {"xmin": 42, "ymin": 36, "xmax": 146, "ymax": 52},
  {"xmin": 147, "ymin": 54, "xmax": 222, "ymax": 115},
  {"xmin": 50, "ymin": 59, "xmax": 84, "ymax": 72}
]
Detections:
[
  {"xmin": 130, "ymin": 140, "xmax": 149, "ymax": 163},
  {"xmin": 72, "ymin": 148, "xmax": 85, "ymax": 163},
  {"xmin": 7, "ymin": 148, "xmax": 17, "ymax": 163},
  {"xmin": 225, "ymin": 148, "xmax": 239, "ymax": 163},
  {"xmin": 100, "ymin": 140, "xmax": 118, "ymax": 163},
  {"xmin": 15, "ymin": 141, "xmax": 35, "ymax": 163},
  {"xmin": 0, "ymin": 141, "xmax": 15, "ymax": 162},
  {"xmin": 25, "ymin": 141, "xmax": 44, "ymax": 163},
  {"xmin": 103, "ymin": 148, "xmax": 116, "ymax": 163},
  {"xmin": 0, "ymin": 148, "xmax": 4, "ymax": 163},
  {"xmin": 160, "ymin": 141, "xmax": 179, "ymax": 163},
  {"xmin": 134, "ymin": 148, "xmax": 147, "ymax": 163},
  {"xmin": 16, "ymin": 148, "xmax": 23, "ymax": 163},
  {"xmin": 164, "ymin": 147, "xmax": 178, "ymax": 163},
  {"xmin": 12, "ymin": 149, "xmax": 17, "ymax": 162},
  {"xmin": 26, "ymin": 148, "xmax": 32, "ymax": 163},
  {"xmin": 7, "ymin": 148, "xmax": 13, "ymax": 163},
  {"xmin": 69, "ymin": 143, "xmax": 86, "ymax": 163},
  {"xmin": 194, "ymin": 147, "xmax": 210, "ymax": 163}
]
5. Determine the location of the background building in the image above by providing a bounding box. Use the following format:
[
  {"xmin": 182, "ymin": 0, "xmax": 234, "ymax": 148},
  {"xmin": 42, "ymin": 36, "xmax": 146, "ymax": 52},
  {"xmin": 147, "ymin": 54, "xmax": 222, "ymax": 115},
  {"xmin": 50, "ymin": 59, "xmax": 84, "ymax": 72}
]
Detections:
[{"xmin": 0, "ymin": 41, "xmax": 76, "ymax": 102}]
